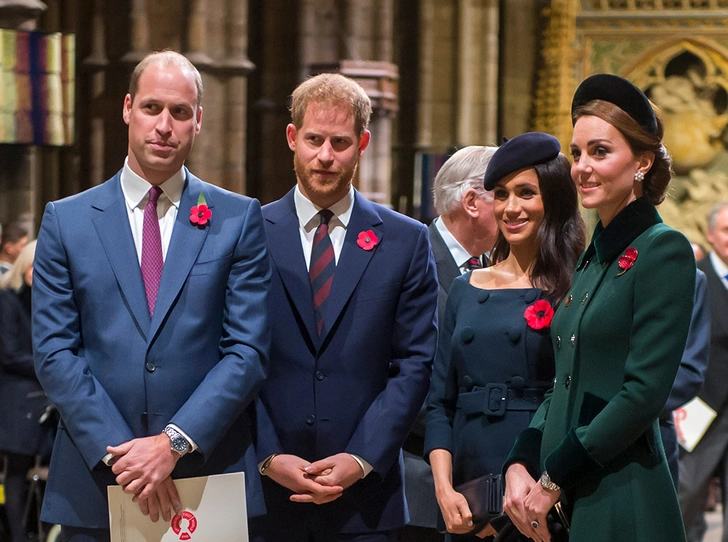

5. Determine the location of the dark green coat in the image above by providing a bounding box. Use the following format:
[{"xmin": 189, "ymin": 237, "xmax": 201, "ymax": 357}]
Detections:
[{"xmin": 507, "ymin": 198, "xmax": 695, "ymax": 541}]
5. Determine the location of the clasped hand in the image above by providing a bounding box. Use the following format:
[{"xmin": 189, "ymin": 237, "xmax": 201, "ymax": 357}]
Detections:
[
  {"xmin": 107, "ymin": 433, "xmax": 182, "ymax": 522},
  {"xmin": 503, "ymin": 463, "xmax": 560, "ymax": 542},
  {"xmin": 265, "ymin": 453, "xmax": 364, "ymax": 504}
]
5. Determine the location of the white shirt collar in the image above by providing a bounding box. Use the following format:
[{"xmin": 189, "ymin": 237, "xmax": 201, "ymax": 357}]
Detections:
[
  {"xmin": 435, "ymin": 216, "xmax": 474, "ymax": 268},
  {"xmin": 710, "ymin": 251, "xmax": 728, "ymax": 281},
  {"xmin": 294, "ymin": 184, "xmax": 355, "ymax": 232},
  {"xmin": 120, "ymin": 158, "xmax": 185, "ymax": 211}
]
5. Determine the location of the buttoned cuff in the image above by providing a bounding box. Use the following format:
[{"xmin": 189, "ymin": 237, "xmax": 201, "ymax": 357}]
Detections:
[
  {"xmin": 349, "ymin": 454, "xmax": 373, "ymax": 478},
  {"xmin": 502, "ymin": 427, "xmax": 543, "ymax": 479},
  {"xmin": 544, "ymin": 428, "xmax": 602, "ymax": 490}
]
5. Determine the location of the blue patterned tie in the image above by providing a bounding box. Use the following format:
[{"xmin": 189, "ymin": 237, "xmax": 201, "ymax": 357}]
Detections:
[{"xmin": 310, "ymin": 210, "xmax": 335, "ymax": 335}]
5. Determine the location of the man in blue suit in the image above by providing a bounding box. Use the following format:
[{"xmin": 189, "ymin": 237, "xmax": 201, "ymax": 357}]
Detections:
[
  {"xmin": 251, "ymin": 73, "xmax": 439, "ymax": 541},
  {"xmin": 32, "ymin": 51, "xmax": 271, "ymax": 542}
]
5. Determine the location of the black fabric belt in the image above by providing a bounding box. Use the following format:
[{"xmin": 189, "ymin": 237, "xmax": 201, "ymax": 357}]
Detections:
[{"xmin": 457, "ymin": 384, "xmax": 547, "ymax": 417}]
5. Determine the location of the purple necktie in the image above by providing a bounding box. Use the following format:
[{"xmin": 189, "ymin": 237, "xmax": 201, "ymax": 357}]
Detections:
[
  {"xmin": 310, "ymin": 209, "xmax": 335, "ymax": 335},
  {"xmin": 141, "ymin": 186, "xmax": 164, "ymax": 316}
]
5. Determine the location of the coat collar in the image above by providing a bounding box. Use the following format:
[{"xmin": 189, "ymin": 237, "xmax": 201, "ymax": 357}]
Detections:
[{"xmin": 577, "ymin": 197, "xmax": 661, "ymax": 270}]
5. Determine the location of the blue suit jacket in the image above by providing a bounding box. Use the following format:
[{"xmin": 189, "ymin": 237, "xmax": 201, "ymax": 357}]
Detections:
[
  {"xmin": 254, "ymin": 189, "xmax": 438, "ymax": 535},
  {"xmin": 32, "ymin": 170, "xmax": 271, "ymax": 528}
]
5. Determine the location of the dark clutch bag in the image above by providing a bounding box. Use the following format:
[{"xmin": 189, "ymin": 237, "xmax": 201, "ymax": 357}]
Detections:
[{"xmin": 441, "ymin": 473, "xmax": 503, "ymax": 534}]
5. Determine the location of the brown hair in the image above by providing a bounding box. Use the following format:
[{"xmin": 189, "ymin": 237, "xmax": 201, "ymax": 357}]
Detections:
[
  {"xmin": 573, "ymin": 99, "xmax": 671, "ymax": 205},
  {"xmin": 290, "ymin": 73, "xmax": 372, "ymax": 139},
  {"xmin": 489, "ymin": 154, "xmax": 586, "ymax": 305},
  {"xmin": 128, "ymin": 51, "xmax": 203, "ymax": 108}
]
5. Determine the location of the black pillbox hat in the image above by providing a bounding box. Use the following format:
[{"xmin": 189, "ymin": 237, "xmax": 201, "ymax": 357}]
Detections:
[
  {"xmin": 483, "ymin": 132, "xmax": 561, "ymax": 190},
  {"xmin": 571, "ymin": 73, "xmax": 658, "ymax": 135}
]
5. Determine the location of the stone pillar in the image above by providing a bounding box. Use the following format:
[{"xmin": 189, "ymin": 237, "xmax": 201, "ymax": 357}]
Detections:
[
  {"xmin": 122, "ymin": 0, "xmax": 149, "ymax": 64},
  {"xmin": 0, "ymin": 0, "xmax": 47, "ymax": 231}
]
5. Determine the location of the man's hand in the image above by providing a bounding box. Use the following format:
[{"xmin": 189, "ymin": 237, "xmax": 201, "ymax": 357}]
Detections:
[
  {"xmin": 107, "ymin": 433, "xmax": 180, "ymax": 501},
  {"xmin": 137, "ymin": 476, "xmax": 182, "ymax": 523},
  {"xmin": 303, "ymin": 453, "xmax": 363, "ymax": 492},
  {"xmin": 264, "ymin": 454, "xmax": 343, "ymax": 505}
]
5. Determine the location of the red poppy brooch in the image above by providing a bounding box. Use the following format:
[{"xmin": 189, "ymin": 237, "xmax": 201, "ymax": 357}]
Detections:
[
  {"xmin": 617, "ymin": 247, "xmax": 638, "ymax": 276},
  {"xmin": 524, "ymin": 299, "xmax": 554, "ymax": 330},
  {"xmin": 357, "ymin": 230, "xmax": 379, "ymax": 251},
  {"xmin": 190, "ymin": 193, "xmax": 212, "ymax": 227}
]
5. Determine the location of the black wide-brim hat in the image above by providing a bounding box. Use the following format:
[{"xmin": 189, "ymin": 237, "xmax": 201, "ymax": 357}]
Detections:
[
  {"xmin": 483, "ymin": 132, "xmax": 561, "ymax": 190},
  {"xmin": 571, "ymin": 73, "xmax": 658, "ymax": 135}
]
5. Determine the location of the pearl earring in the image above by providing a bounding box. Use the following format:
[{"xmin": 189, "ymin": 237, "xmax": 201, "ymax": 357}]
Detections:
[{"xmin": 634, "ymin": 171, "xmax": 645, "ymax": 182}]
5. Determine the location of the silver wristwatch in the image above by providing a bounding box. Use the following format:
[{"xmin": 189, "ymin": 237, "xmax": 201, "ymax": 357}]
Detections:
[
  {"xmin": 163, "ymin": 426, "xmax": 190, "ymax": 457},
  {"xmin": 540, "ymin": 471, "xmax": 561, "ymax": 492}
]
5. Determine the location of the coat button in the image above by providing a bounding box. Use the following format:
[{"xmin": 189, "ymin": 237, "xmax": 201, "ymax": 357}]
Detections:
[
  {"xmin": 565, "ymin": 295, "xmax": 572, "ymax": 307},
  {"xmin": 565, "ymin": 375, "xmax": 572, "ymax": 389},
  {"xmin": 556, "ymin": 336, "xmax": 561, "ymax": 349},
  {"xmin": 316, "ymin": 371, "xmax": 325, "ymax": 381},
  {"xmin": 570, "ymin": 334, "xmax": 576, "ymax": 347},
  {"xmin": 146, "ymin": 362, "xmax": 155, "ymax": 372},
  {"xmin": 306, "ymin": 415, "xmax": 315, "ymax": 425},
  {"xmin": 582, "ymin": 292, "xmax": 589, "ymax": 304},
  {"xmin": 511, "ymin": 376, "xmax": 525, "ymax": 390},
  {"xmin": 461, "ymin": 327, "xmax": 475, "ymax": 344}
]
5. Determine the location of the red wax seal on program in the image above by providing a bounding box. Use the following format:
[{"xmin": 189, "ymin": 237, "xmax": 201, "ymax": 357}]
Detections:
[{"xmin": 171, "ymin": 511, "xmax": 198, "ymax": 540}]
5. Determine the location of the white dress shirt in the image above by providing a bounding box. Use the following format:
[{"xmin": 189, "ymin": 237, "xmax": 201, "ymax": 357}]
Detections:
[
  {"xmin": 434, "ymin": 216, "xmax": 484, "ymax": 272},
  {"xmin": 120, "ymin": 158, "xmax": 184, "ymax": 263},
  {"xmin": 294, "ymin": 184, "xmax": 354, "ymax": 269}
]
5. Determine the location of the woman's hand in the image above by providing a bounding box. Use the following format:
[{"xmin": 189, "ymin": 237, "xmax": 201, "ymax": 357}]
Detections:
[
  {"xmin": 521, "ymin": 483, "xmax": 560, "ymax": 542},
  {"xmin": 503, "ymin": 463, "xmax": 539, "ymax": 539},
  {"xmin": 435, "ymin": 485, "xmax": 475, "ymax": 534}
]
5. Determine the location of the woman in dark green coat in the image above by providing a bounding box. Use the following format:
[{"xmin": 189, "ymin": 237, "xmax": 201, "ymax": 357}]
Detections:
[{"xmin": 502, "ymin": 74, "xmax": 695, "ymax": 542}]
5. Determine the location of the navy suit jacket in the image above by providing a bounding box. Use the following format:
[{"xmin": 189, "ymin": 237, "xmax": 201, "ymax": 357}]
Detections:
[
  {"xmin": 254, "ymin": 189, "xmax": 438, "ymax": 534},
  {"xmin": 32, "ymin": 169, "xmax": 271, "ymax": 528}
]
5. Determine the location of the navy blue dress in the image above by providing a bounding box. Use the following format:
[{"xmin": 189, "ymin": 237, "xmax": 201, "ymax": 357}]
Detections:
[{"xmin": 425, "ymin": 274, "xmax": 554, "ymax": 537}]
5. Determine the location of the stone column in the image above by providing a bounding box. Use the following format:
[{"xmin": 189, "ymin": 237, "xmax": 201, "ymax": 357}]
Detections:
[
  {"xmin": 0, "ymin": 0, "xmax": 47, "ymax": 230},
  {"xmin": 121, "ymin": 0, "xmax": 149, "ymax": 64}
]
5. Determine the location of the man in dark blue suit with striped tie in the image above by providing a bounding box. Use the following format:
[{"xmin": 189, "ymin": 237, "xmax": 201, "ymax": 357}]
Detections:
[{"xmin": 251, "ymin": 73, "xmax": 439, "ymax": 542}]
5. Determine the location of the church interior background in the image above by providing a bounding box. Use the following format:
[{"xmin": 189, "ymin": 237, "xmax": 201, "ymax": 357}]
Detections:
[{"xmin": 2, "ymin": 0, "xmax": 728, "ymax": 247}]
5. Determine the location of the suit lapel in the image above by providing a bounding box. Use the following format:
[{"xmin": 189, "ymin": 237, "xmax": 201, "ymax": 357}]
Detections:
[
  {"xmin": 265, "ymin": 191, "xmax": 319, "ymax": 345},
  {"xmin": 148, "ymin": 171, "xmax": 211, "ymax": 342},
  {"xmin": 319, "ymin": 192, "xmax": 383, "ymax": 343},
  {"xmin": 91, "ymin": 172, "xmax": 150, "ymax": 339},
  {"xmin": 428, "ymin": 221, "xmax": 460, "ymax": 292}
]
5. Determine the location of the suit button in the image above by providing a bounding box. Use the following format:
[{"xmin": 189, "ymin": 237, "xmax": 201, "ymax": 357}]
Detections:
[
  {"xmin": 565, "ymin": 375, "xmax": 572, "ymax": 389},
  {"xmin": 146, "ymin": 362, "xmax": 155, "ymax": 372},
  {"xmin": 306, "ymin": 415, "xmax": 315, "ymax": 425},
  {"xmin": 556, "ymin": 336, "xmax": 561, "ymax": 349},
  {"xmin": 316, "ymin": 371, "xmax": 325, "ymax": 381}
]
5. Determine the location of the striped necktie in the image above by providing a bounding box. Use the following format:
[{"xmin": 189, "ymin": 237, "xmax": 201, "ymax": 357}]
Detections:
[
  {"xmin": 463, "ymin": 256, "xmax": 482, "ymax": 270},
  {"xmin": 310, "ymin": 209, "xmax": 335, "ymax": 335}
]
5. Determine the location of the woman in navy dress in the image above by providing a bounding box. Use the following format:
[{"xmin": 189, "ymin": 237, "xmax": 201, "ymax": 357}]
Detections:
[{"xmin": 425, "ymin": 133, "xmax": 585, "ymax": 540}]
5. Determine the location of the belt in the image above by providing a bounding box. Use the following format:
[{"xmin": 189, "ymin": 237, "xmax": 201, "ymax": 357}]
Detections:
[{"xmin": 457, "ymin": 383, "xmax": 547, "ymax": 417}]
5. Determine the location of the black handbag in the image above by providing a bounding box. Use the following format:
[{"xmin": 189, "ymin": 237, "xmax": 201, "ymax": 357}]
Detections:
[{"xmin": 437, "ymin": 474, "xmax": 504, "ymax": 534}]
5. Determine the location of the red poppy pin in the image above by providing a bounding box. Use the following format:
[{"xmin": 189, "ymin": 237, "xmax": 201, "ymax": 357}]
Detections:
[
  {"xmin": 190, "ymin": 193, "xmax": 212, "ymax": 227},
  {"xmin": 524, "ymin": 299, "xmax": 554, "ymax": 330},
  {"xmin": 617, "ymin": 247, "xmax": 638, "ymax": 276},
  {"xmin": 357, "ymin": 230, "xmax": 379, "ymax": 251}
]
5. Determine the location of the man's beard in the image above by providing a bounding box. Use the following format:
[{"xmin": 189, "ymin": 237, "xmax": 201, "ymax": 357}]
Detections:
[{"xmin": 293, "ymin": 152, "xmax": 358, "ymax": 198}]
